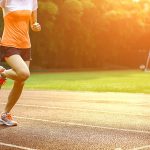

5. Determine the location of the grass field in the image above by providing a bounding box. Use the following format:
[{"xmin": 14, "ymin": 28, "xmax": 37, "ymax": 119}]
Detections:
[{"xmin": 3, "ymin": 70, "xmax": 150, "ymax": 94}]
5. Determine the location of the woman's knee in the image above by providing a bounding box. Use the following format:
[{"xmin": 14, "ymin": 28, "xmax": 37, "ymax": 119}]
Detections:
[{"xmin": 17, "ymin": 69, "xmax": 30, "ymax": 81}]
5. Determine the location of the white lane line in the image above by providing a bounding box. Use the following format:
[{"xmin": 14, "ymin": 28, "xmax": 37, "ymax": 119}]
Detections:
[
  {"xmin": 128, "ymin": 145, "xmax": 150, "ymax": 150},
  {"xmin": 1, "ymin": 103, "xmax": 149, "ymax": 117},
  {"xmin": 0, "ymin": 142, "xmax": 37, "ymax": 150},
  {"xmin": 15, "ymin": 116, "xmax": 150, "ymax": 134}
]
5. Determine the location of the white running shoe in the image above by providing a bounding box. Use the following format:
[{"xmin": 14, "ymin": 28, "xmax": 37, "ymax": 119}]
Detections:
[
  {"xmin": 0, "ymin": 112, "xmax": 17, "ymax": 126},
  {"xmin": 0, "ymin": 66, "xmax": 6, "ymax": 89}
]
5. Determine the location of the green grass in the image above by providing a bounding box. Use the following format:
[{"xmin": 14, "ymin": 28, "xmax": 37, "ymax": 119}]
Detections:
[{"xmin": 3, "ymin": 70, "xmax": 150, "ymax": 93}]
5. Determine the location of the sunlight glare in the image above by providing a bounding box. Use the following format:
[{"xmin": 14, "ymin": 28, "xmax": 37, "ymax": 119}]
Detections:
[{"xmin": 132, "ymin": 0, "xmax": 140, "ymax": 2}]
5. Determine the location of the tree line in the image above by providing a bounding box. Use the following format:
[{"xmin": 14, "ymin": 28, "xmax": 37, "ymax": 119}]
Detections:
[{"xmin": 1, "ymin": 0, "xmax": 150, "ymax": 70}]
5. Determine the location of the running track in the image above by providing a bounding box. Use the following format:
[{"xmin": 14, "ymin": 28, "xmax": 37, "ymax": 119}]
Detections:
[{"xmin": 0, "ymin": 90, "xmax": 150, "ymax": 150}]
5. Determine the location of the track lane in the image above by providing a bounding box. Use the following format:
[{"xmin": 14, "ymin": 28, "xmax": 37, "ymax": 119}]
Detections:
[{"xmin": 0, "ymin": 90, "xmax": 150, "ymax": 150}]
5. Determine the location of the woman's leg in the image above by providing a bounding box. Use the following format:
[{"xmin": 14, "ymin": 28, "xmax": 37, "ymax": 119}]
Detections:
[
  {"xmin": 3, "ymin": 55, "xmax": 30, "ymax": 81},
  {"xmin": 3, "ymin": 55, "xmax": 30, "ymax": 113}
]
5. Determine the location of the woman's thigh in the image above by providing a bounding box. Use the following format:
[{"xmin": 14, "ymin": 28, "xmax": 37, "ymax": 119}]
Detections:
[{"xmin": 5, "ymin": 55, "xmax": 30, "ymax": 73}]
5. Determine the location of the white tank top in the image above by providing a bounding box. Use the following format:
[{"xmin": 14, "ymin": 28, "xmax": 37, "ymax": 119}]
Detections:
[{"xmin": 0, "ymin": 0, "xmax": 38, "ymax": 16}]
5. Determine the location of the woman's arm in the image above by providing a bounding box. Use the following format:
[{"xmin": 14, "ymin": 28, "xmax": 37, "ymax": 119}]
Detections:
[
  {"xmin": 0, "ymin": 0, "xmax": 5, "ymax": 8},
  {"xmin": 30, "ymin": 10, "xmax": 41, "ymax": 32},
  {"xmin": 0, "ymin": 37, "xmax": 1, "ymax": 45},
  {"xmin": 0, "ymin": 1, "xmax": 3, "ymax": 8}
]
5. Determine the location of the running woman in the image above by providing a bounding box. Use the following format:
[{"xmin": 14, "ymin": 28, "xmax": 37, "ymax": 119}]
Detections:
[{"xmin": 0, "ymin": 0, "xmax": 41, "ymax": 126}]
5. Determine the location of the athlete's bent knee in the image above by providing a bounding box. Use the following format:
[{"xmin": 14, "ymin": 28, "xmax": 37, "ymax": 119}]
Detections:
[{"xmin": 17, "ymin": 70, "xmax": 30, "ymax": 81}]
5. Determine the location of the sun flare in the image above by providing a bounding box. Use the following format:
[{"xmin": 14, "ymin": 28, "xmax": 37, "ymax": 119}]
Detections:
[{"xmin": 132, "ymin": 0, "xmax": 140, "ymax": 2}]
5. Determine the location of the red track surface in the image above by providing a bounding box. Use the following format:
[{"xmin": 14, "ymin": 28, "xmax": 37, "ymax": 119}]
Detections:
[{"xmin": 0, "ymin": 90, "xmax": 150, "ymax": 150}]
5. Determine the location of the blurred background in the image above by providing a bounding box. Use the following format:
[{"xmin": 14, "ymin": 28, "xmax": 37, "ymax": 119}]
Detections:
[{"xmin": 1, "ymin": 0, "xmax": 150, "ymax": 71}]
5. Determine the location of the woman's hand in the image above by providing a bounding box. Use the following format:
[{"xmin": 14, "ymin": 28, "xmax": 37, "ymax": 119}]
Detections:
[{"xmin": 31, "ymin": 22, "xmax": 41, "ymax": 32}]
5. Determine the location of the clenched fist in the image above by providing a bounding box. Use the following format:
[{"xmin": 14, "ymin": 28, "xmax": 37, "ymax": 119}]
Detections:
[{"xmin": 31, "ymin": 22, "xmax": 41, "ymax": 32}]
